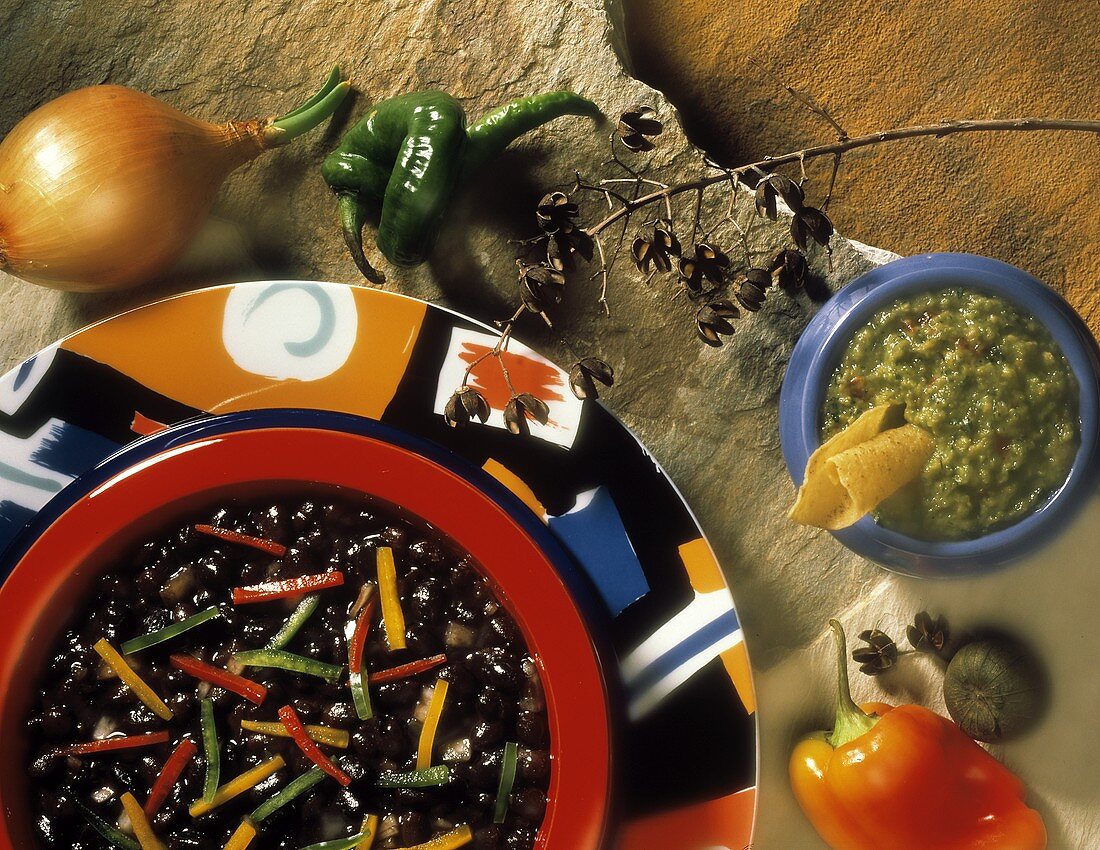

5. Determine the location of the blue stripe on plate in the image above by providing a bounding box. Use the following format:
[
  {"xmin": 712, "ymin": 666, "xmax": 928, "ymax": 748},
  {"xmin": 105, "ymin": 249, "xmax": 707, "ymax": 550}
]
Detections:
[
  {"xmin": 30, "ymin": 422, "xmax": 120, "ymax": 478},
  {"xmin": 0, "ymin": 501, "xmax": 37, "ymax": 574},
  {"xmin": 0, "ymin": 460, "xmax": 63, "ymax": 494},
  {"xmin": 628, "ymin": 607, "xmax": 740, "ymax": 696},
  {"xmin": 547, "ymin": 486, "xmax": 650, "ymax": 617},
  {"xmin": 11, "ymin": 357, "xmax": 36, "ymax": 392}
]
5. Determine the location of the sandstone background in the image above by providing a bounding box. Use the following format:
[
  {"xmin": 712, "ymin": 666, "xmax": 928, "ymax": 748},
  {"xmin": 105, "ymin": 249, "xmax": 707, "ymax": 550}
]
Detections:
[
  {"xmin": 623, "ymin": 0, "xmax": 1100, "ymax": 330},
  {"xmin": 1, "ymin": 1, "xmax": 1097, "ymax": 847}
]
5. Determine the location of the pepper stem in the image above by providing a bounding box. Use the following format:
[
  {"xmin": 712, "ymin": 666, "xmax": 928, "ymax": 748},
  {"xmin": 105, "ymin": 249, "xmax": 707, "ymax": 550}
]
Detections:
[
  {"xmin": 265, "ymin": 67, "xmax": 351, "ymax": 146},
  {"xmin": 462, "ymin": 91, "xmax": 603, "ymax": 182},
  {"xmin": 825, "ymin": 619, "xmax": 879, "ymax": 748}
]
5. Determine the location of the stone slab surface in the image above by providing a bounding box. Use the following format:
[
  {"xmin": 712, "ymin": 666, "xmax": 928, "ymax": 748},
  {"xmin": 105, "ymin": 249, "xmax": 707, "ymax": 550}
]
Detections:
[{"xmin": 0, "ymin": 2, "xmax": 1089, "ymax": 847}]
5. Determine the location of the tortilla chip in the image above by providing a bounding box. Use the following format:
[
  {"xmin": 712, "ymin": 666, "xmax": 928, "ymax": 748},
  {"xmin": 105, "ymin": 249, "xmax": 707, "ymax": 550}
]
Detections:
[
  {"xmin": 789, "ymin": 404, "xmax": 904, "ymax": 526},
  {"xmin": 790, "ymin": 404, "xmax": 933, "ymax": 530}
]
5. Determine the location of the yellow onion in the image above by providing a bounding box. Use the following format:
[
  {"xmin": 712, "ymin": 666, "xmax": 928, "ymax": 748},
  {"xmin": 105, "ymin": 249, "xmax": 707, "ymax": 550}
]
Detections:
[{"xmin": 0, "ymin": 67, "xmax": 349, "ymax": 292}]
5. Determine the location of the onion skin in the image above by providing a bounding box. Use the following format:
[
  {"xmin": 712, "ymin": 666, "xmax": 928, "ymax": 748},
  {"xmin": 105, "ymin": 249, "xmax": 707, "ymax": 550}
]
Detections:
[{"xmin": 0, "ymin": 75, "xmax": 347, "ymax": 292}]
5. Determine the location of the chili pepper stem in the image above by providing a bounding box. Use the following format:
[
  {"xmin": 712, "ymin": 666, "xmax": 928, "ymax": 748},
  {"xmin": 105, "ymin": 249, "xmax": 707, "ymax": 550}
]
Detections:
[
  {"xmin": 462, "ymin": 92, "xmax": 602, "ymax": 180},
  {"xmin": 826, "ymin": 619, "xmax": 879, "ymax": 748},
  {"xmin": 265, "ymin": 67, "xmax": 351, "ymax": 146}
]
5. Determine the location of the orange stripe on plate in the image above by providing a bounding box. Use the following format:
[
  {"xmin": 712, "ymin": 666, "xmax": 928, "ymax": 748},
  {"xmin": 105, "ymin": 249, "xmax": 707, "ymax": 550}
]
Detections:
[
  {"xmin": 64, "ymin": 287, "xmax": 425, "ymax": 420},
  {"xmin": 618, "ymin": 786, "xmax": 755, "ymax": 850},
  {"xmin": 131, "ymin": 411, "xmax": 168, "ymax": 436},
  {"xmin": 459, "ymin": 344, "xmax": 565, "ymax": 413},
  {"xmin": 721, "ymin": 641, "xmax": 756, "ymax": 715},
  {"xmin": 482, "ymin": 459, "xmax": 546, "ymax": 520},
  {"xmin": 678, "ymin": 537, "xmax": 725, "ymax": 594},
  {"xmin": 679, "ymin": 538, "xmax": 756, "ymax": 714}
]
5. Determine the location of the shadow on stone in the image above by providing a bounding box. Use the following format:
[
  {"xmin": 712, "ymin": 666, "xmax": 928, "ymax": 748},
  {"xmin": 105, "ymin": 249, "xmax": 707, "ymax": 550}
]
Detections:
[
  {"xmin": 426, "ymin": 147, "xmax": 555, "ymax": 321},
  {"xmin": 318, "ymin": 86, "xmax": 360, "ymax": 149}
]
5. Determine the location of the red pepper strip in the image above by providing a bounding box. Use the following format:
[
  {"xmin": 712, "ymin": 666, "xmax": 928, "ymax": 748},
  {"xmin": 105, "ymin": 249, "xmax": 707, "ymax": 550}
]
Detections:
[
  {"xmin": 277, "ymin": 704, "xmax": 351, "ymax": 787},
  {"xmin": 144, "ymin": 738, "xmax": 198, "ymax": 817},
  {"xmin": 232, "ymin": 572, "xmax": 345, "ymax": 605},
  {"xmin": 194, "ymin": 525, "xmax": 287, "ymax": 558},
  {"xmin": 370, "ymin": 654, "xmax": 449, "ymax": 685},
  {"xmin": 54, "ymin": 731, "xmax": 170, "ymax": 757},
  {"xmin": 170, "ymin": 654, "xmax": 268, "ymax": 705},
  {"xmin": 348, "ymin": 597, "xmax": 379, "ymax": 674}
]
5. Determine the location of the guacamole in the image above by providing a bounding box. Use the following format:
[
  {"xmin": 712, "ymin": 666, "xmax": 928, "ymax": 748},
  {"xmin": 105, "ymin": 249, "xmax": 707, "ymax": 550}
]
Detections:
[{"xmin": 822, "ymin": 287, "xmax": 1079, "ymax": 540}]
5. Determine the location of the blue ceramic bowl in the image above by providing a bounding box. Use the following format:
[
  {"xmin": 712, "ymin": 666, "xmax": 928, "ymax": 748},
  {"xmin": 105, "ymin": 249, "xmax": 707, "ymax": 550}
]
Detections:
[{"xmin": 779, "ymin": 253, "xmax": 1100, "ymax": 577}]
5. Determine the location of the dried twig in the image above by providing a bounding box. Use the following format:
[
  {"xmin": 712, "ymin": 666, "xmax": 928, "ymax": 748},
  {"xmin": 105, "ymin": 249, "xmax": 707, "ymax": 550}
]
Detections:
[
  {"xmin": 754, "ymin": 61, "xmax": 850, "ymax": 141},
  {"xmin": 448, "ymin": 112, "xmax": 1100, "ymax": 431},
  {"xmin": 586, "ymin": 118, "xmax": 1100, "ymax": 238}
]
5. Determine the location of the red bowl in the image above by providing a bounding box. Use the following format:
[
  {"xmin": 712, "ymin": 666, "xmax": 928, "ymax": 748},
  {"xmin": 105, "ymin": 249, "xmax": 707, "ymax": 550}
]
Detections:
[{"xmin": 0, "ymin": 423, "xmax": 612, "ymax": 849}]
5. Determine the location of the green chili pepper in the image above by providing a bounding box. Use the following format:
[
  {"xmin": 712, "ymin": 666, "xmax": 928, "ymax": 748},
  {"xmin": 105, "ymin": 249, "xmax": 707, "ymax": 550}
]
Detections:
[
  {"xmin": 121, "ymin": 606, "xmax": 220, "ymax": 655},
  {"xmin": 375, "ymin": 764, "xmax": 451, "ymax": 788},
  {"xmin": 298, "ymin": 833, "xmax": 368, "ymax": 850},
  {"xmin": 267, "ymin": 595, "xmax": 321, "ymax": 650},
  {"xmin": 322, "ymin": 90, "xmax": 600, "ymax": 281},
  {"xmin": 233, "ymin": 649, "xmax": 343, "ymax": 683},
  {"xmin": 493, "ymin": 741, "xmax": 519, "ymax": 824},
  {"xmin": 200, "ymin": 698, "xmax": 220, "ymax": 804},
  {"xmin": 250, "ymin": 766, "xmax": 326, "ymax": 822},
  {"xmin": 76, "ymin": 799, "xmax": 140, "ymax": 850}
]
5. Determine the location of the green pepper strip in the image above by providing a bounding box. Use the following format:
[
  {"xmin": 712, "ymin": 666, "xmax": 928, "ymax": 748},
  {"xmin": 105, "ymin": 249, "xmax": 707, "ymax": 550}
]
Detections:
[
  {"xmin": 493, "ymin": 742, "xmax": 519, "ymax": 824},
  {"xmin": 121, "ymin": 606, "xmax": 220, "ymax": 655},
  {"xmin": 76, "ymin": 799, "xmax": 140, "ymax": 850},
  {"xmin": 349, "ymin": 671, "xmax": 373, "ymax": 721},
  {"xmin": 268, "ymin": 595, "xmax": 321, "ymax": 650},
  {"xmin": 250, "ymin": 766, "xmax": 326, "ymax": 822},
  {"xmin": 298, "ymin": 833, "xmax": 368, "ymax": 850},
  {"xmin": 344, "ymin": 618, "xmax": 374, "ymax": 721},
  {"xmin": 200, "ymin": 698, "xmax": 220, "ymax": 804},
  {"xmin": 375, "ymin": 765, "xmax": 451, "ymax": 788},
  {"xmin": 233, "ymin": 649, "xmax": 343, "ymax": 683}
]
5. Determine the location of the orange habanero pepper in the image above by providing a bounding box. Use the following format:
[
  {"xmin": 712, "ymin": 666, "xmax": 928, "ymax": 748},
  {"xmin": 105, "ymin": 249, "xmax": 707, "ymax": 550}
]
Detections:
[{"xmin": 790, "ymin": 620, "xmax": 1046, "ymax": 850}]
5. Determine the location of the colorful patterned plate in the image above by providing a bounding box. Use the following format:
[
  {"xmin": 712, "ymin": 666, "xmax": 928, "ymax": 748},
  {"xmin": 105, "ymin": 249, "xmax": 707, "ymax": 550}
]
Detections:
[{"xmin": 0, "ymin": 282, "xmax": 757, "ymax": 848}]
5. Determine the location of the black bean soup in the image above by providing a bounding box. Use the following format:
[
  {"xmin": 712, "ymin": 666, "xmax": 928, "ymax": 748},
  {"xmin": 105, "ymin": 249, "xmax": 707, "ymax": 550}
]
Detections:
[{"xmin": 25, "ymin": 491, "xmax": 551, "ymax": 850}]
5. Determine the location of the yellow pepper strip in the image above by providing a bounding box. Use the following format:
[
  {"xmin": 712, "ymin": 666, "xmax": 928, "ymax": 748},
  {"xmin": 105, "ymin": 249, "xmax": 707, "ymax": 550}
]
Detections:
[
  {"xmin": 377, "ymin": 547, "xmax": 407, "ymax": 650},
  {"xmin": 189, "ymin": 755, "xmax": 285, "ymax": 817},
  {"xmin": 223, "ymin": 818, "xmax": 257, "ymax": 850},
  {"xmin": 396, "ymin": 825, "xmax": 473, "ymax": 850},
  {"xmin": 93, "ymin": 639, "xmax": 173, "ymax": 721},
  {"xmin": 239, "ymin": 719, "xmax": 350, "ymax": 749},
  {"xmin": 120, "ymin": 792, "xmax": 166, "ymax": 850},
  {"xmin": 416, "ymin": 679, "xmax": 450, "ymax": 770},
  {"xmin": 357, "ymin": 814, "xmax": 380, "ymax": 850}
]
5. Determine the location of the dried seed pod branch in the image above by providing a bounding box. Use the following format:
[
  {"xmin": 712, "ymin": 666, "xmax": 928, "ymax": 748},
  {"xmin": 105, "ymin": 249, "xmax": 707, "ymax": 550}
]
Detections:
[
  {"xmin": 754, "ymin": 62, "xmax": 850, "ymax": 143},
  {"xmin": 822, "ymin": 152, "xmax": 843, "ymax": 212},
  {"xmin": 459, "ymin": 305, "xmax": 526, "ymax": 387},
  {"xmin": 584, "ymin": 117, "xmax": 1100, "ymax": 240},
  {"xmin": 452, "ymin": 104, "xmax": 1100, "ymax": 435},
  {"xmin": 444, "ymin": 306, "xmax": 525, "ymax": 429},
  {"xmin": 591, "ymin": 232, "xmax": 611, "ymax": 315}
]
